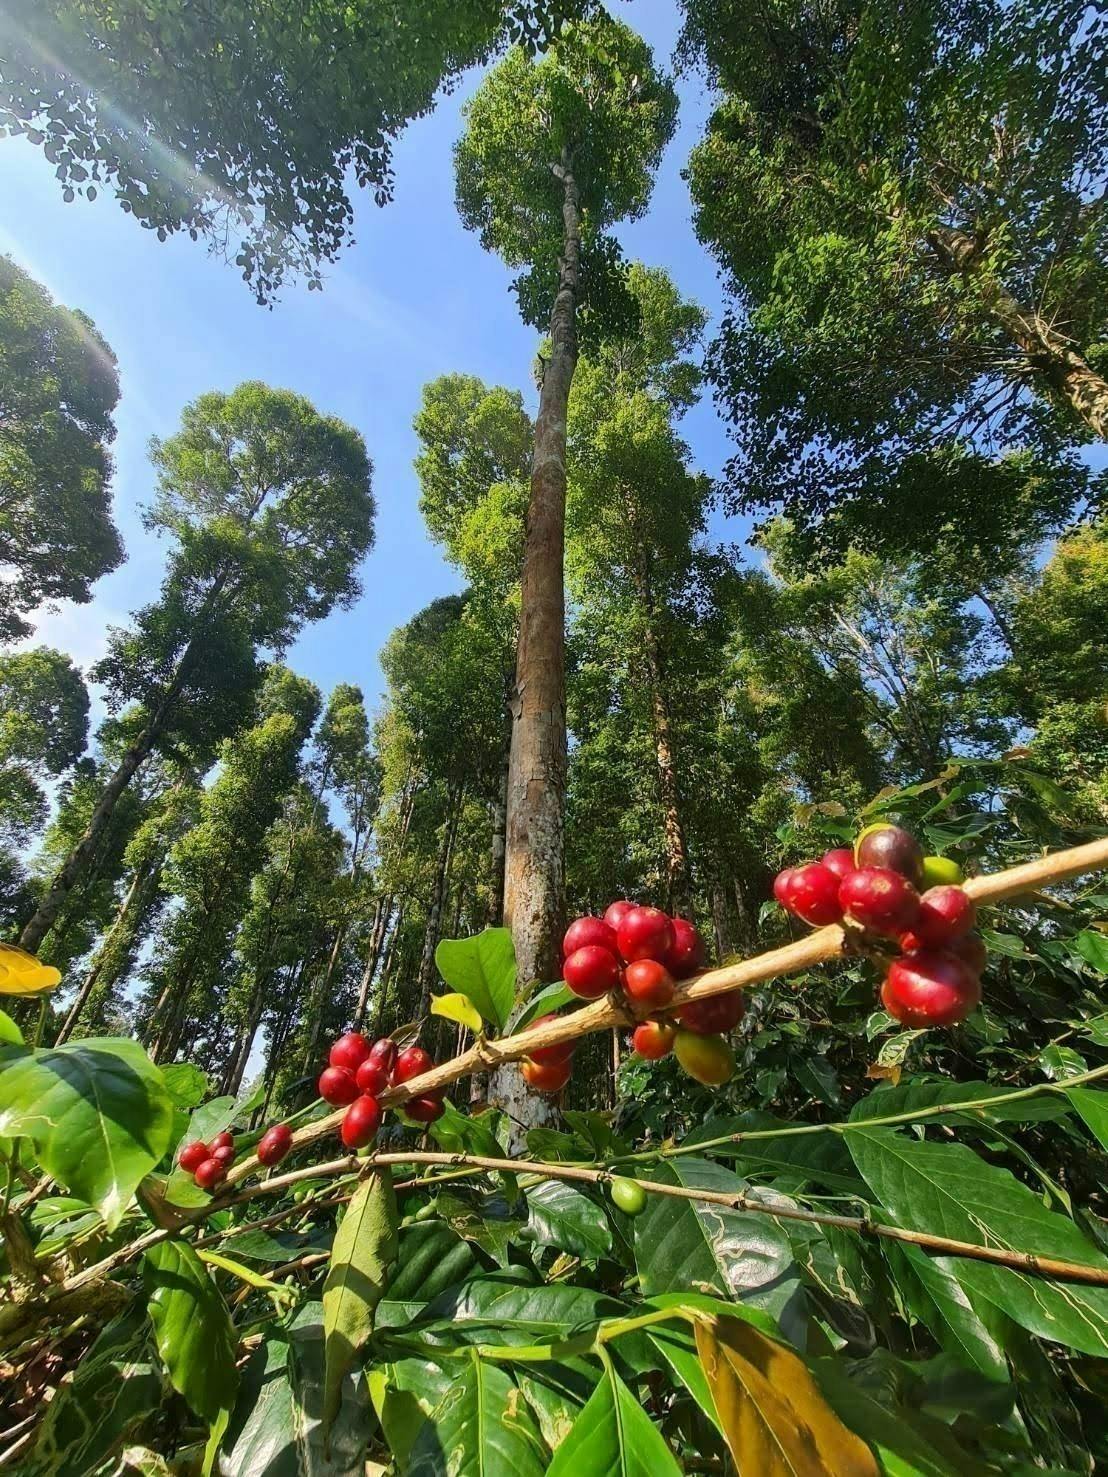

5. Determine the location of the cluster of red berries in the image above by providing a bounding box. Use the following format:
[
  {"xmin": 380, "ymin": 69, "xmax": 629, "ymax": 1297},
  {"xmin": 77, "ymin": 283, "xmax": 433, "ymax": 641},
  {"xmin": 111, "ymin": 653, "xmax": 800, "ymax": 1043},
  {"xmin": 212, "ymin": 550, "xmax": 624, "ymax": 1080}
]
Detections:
[
  {"xmin": 319, "ymin": 1032, "xmax": 444, "ymax": 1148},
  {"xmin": 518, "ymin": 902, "xmax": 742, "ymax": 1094},
  {"xmin": 774, "ymin": 824, "xmax": 986, "ymax": 1027},
  {"xmin": 178, "ymin": 1122, "xmax": 292, "ymax": 1190}
]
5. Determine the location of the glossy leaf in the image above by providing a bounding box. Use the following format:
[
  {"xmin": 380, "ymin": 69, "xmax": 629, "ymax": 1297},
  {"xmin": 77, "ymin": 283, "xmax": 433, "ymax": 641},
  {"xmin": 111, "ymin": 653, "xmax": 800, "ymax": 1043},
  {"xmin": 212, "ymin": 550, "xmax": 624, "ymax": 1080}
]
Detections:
[
  {"xmin": 813, "ymin": 1359, "xmax": 982, "ymax": 1477},
  {"xmin": 417, "ymin": 1276, "xmax": 627, "ymax": 1346},
  {"xmin": 849, "ymin": 1126, "xmax": 1108, "ymax": 1356},
  {"xmin": 683, "ymin": 1111, "xmax": 863, "ymax": 1193},
  {"xmin": 160, "ymin": 1062, "xmax": 209, "ymax": 1109},
  {"xmin": 508, "ymin": 981, "xmax": 578, "ymax": 1032},
  {"xmin": 322, "ymin": 1169, "xmax": 398, "ymax": 1431},
  {"xmin": 1073, "ymin": 930, "xmax": 1108, "ymax": 974},
  {"xmin": 0, "ymin": 1037, "xmax": 174, "ymax": 1228},
  {"xmin": 545, "ymin": 1364, "xmax": 681, "ymax": 1477},
  {"xmin": 694, "ymin": 1314, "xmax": 879, "ymax": 1477},
  {"xmin": 849, "ymin": 1079, "xmax": 1069, "ymax": 1125},
  {"xmin": 435, "ymin": 926, "xmax": 517, "ymax": 1029},
  {"xmin": 882, "ymin": 1241, "xmax": 1009, "ymax": 1380},
  {"xmin": 525, "ymin": 1178, "xmax": 612, "ymax": 1259},
  {"xmin": 0, "ymin": 1007, "xmax": 23, "ymax": 1044},
  {"xmin": 143, "ymin": 1238, "xmax": 238, "ymax": 1424},
  {"xmin": 408, "ymin": 1358, "xmax": 547, "ymax": 1476},
  {"xmin": 1067, "ymin": 1088, "xmax": 1108, "ymax": 1151}
]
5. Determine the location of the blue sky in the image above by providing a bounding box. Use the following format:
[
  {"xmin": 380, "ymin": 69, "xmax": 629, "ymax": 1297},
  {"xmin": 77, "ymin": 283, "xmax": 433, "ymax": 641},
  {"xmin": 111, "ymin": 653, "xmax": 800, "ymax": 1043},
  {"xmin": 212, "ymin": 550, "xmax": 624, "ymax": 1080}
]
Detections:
[{"xmin": 2, "ymin": 1, "xmax": 742, "ymax": 731}]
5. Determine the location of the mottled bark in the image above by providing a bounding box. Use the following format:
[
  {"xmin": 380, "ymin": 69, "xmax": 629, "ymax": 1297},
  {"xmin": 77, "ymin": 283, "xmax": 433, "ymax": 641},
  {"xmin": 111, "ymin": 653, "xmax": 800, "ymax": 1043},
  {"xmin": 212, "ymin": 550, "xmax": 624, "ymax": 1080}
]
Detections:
[{"xmin": 928, "ymin": 225, "xmax": 1108, "ymax": 440}]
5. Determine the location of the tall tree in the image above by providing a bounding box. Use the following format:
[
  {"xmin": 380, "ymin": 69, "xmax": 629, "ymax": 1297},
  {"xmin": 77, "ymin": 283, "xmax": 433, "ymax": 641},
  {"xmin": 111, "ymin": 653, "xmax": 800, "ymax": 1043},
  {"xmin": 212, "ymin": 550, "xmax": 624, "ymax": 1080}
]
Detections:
[
  {"xmin": 17, "ymin": 381, "xmax": 375, "ymax": 953},
  {"xmin": 681, "ymin": 0, "xmax": 1108, "ymax": 547},
  {"xmin": 0, "ymin": 648, "xmax": 89, "ymax": 851},
  {"xmin": 455, "ymin": 18, "xmax": 676, "ymax": 987},
  {"xmin": 0, "ymin": 255, "xmax": 122, "ymax": 640},
  {"xmin": 0, "ymin": 3, "xmax": 593, "ymax": 301}
]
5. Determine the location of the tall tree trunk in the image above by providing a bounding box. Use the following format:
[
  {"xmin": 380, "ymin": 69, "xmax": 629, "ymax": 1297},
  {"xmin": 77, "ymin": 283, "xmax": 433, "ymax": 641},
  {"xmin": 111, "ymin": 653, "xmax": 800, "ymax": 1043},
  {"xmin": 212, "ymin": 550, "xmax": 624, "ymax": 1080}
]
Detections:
[
  {"xmin": 487, "ymin": 727, "xmax": 510, "ymax": 926},
  {"xmin": 371, "ymin": 899, "xmax": 406, "ymax": 1035},
  {"xmin": 222, "ymin": 974, "xmax": 269, "ymax": 1095},
  {"xmin": 627, "ymin": 518, "xmax": 691, "ymax": 912},
  {"xmin": 417, "ymin": 790, "xmax": 461, "ymax": 1019},
  {"xmin": 495, "ymin": 151, "xmax": 580, "ymax": 1139},
  {"xmin": 55, "ymin": 858, "xmax": 156, "ymax": 1044},
  {"xmin": 19, "ymin": 569, "xmax": 234, "ymax": 953},
  {"xmin": 928, "ymin": 226, "xmax": 1108, "ymax": 439},
  {"xmin": 353, "ymin": 896, "xmax": 390, "ymax": 1030},
  {"xmin": 710, "ymin": 881, "xmax": 734, "ymax": 960}
]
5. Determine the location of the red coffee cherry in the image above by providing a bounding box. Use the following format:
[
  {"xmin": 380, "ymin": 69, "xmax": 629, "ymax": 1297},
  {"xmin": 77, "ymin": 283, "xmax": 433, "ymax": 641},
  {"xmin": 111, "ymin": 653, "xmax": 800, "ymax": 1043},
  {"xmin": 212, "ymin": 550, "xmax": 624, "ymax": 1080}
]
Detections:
[
  {"xmin": 406, "ymin": 1093, "xmax": 446, "ymax": 1123},
  {"xmin": 521, "ymin": 1057, "xmax": 572, "ymax": 1093},
  {"xmin": 882, "ymin": 950, "xmax": 982, "ymax": 1027},
  {"xmin": 773, "ymin": 868, "xmax": 798, "ymax": 907},
  {"xmin": 783, "ymin": 862, "xmax": 843, "ymax": 926},
  {"xmin": 341, "ymin": 1094, "xmax": 382, "ymax": 1149},
  {"xmin": 854, "ymin": 823, "xmax": 926, "ymax": 887},
  {"xmin": 211, "ymin": 1144, "xmax": 236, "ymax": 1168},
  {"xmin": 563, "ymin": 915, "xmax": 618, "ymax": 959},
  {"xmin": 210, "ymin": 1130, "xmax": 234, "ymax": 1152},
  {"xmin": 624, "ymin": 958, "xmax": 676, "ymax": 1008},
  {"xmin": 318, "ymin": 1066, "xmax": 359, "ymax": 1106},
  {"xmin": 393, "ymin": 1046, "xmax": 434, "ymax": 1085},
  {"xmin": 524, "ymin": 1013, "xmax": 575, "ymax": 1066},
  {"xmin": 631, "ymin": 1020, "xmax": 677, "ymax": 1060},
  {"xmin": 329, "ymin": 1031, "xmax": 370, "ymax": 1072},
  {"xmin": 900, "ymin": 885, "xmax": 976, "ymax": 951},
  {"xmin": 839, "ymin": 867, "xmax": 920, "ymax": 937},
  {"xmin": 665, "ymin": 918, "xmax": 707, "ymax": 979},
  {"xmin": 355, "ymin": 1059, "xmax": 390, "ymax": 1095},
  {"xmin": 178, "ymin": 1140, "xmax": 209, "ymax": 1173},
  {"xmin": 564, "ymin": 944, "xmax": 621, "ymax": 999},
  {"xmin": 367, "ymin": 1038, "xmax": 398, "ymax": 1075},
  {"xmin": 257, "ymin": 1123, "xmax": 292, "ymax": 1167},
  {"xmin": 603, "ymin": 899, "xmax": 636, "ymax": 933},
  {"xmin": 676, "ymin": 992, "xmax": 745, "ymax": 1036},
  {"xmin": 194, "ymin": 1158, "xmax": 226, "ymax": 1191},
  {"xmin": 616, "ymin": 906, "xmax": 675, "ymax": 965},
  {"xmin": 821, "ymin": 848, "xmax": 856, "ymax": 881}
]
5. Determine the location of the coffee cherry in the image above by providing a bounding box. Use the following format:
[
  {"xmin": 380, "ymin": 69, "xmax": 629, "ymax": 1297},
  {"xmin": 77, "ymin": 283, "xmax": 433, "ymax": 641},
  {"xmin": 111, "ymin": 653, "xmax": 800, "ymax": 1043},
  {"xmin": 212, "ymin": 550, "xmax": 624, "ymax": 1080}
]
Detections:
[
  {"xmin": 674, "ymin": 1030, "xmax": 735, "ymax": 1086},
  {"xmin": 524, "ymin": 1013, "xmax": 575, "ymax": 1066},
  {"xmin": 821, "ymin": 848, "xmax": 856, "ymax": 881},
  {"xmin": 951, "ymin": 933, "xmax": 988, "ymax": 976},
  {"xmin": 564, "ymin": 943, "xmax": 621, "ymax": 999},
  {"xmin": 603, "ymin": 899, "xmax": 636, "ymax": 932},
  {"xmin": 367, "ymin": 1038, "xmax": 398, "ymax": 1076},
  {"xmin": 210, "ymin": 1130, "xmax": 234, "ymax": 1152},
  {"xmin": 665, "ymin": 918, "xmax": 707, "ymax": 979},
  {"xmin": 900, "ymin": 885, "xmax": 976, "ymax": 951},
  {"xmin": 563, "ymin": 915, "xmax": 618, "ymax": 959},
  {"xmin": 393, "ymin": 1046, "xmax": 434, "ymax": 1085},
  {"xmin": 257, "ymin": 1123, "xmax": 292, "ymax": 1167},
  {"xmin": 352, "ymin": 1059, "xmax": 387, "ymax": 1095},
  {"xmin": 882, "ymin": 950, "xmax": 981, "ymax": 1027},
  {"xmin": 406, "ymin": 1093, "xmax": 446, "ymax": 1123},
  {"xmin": 616, "ymin": 906, "xmax": 675, "ymax": 964},
  {"xmin": 178, "ymin": 1140, "xmax": 209, "ymax": 1173},
  {"xmin": 211, "ymin": 1144, "xmax": 236, "ymax": 1168},
  {"xmin": 318, "ymin": 1066, "xmax": 359, "ymax": 1106},
  {"xmin": 521, "ymin": 1057, "xmax": 572, "ymax": 1093},
  {"xmin": 773, "ymin": 868, "xmax": 797, "ymax": 906},
  {"xmin": 610, "ymin": 1177, "xmax": 647, "ymax": 1216},
  {"xmin": 194, "ymin": 1158, "xmax": 226, "ymax": 1191},
  {"xmin": 329, "ymin": 1031, "xmax": 370, "ymax": 1072},
  {"xmin": 676, "ymin": 992, "xmax": 745, "ymax": 1036},
  {"xmin": 921, "ymin": 854, "xmax": 965, "ymax": 888},
  {"xmin": 341, "ymin": 1094, "xmax": 382, "ymax": 1148},
  {"xmin": 854, "ymin": 824, "xmax": 925, "ymax": 888},
  {"xmin": 783, "ymin": 862, "xmax": 844, "ymax": 926},
  {"xmin": 624, "ymin": 958, "xmax": 675, "ymax": 1008},
  {"xmin": 839, "ymin": 867, "xmax": 920, "ymax": 936},
  {"xmin": 631, "ymin": 1019, "xmax": 677, "ymax": 1060}
]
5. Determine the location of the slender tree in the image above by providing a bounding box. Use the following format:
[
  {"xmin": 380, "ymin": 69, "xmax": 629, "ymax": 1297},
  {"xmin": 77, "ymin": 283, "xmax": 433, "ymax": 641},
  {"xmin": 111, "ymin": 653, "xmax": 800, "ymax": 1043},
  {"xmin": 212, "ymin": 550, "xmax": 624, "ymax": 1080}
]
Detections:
[
  {"xmin": 455, "ymin": 18, "xmax": 676, "ymax": 988},
  {"xmin": 17, "ymin": 381, "xmax": 374, "ymax": 953}
]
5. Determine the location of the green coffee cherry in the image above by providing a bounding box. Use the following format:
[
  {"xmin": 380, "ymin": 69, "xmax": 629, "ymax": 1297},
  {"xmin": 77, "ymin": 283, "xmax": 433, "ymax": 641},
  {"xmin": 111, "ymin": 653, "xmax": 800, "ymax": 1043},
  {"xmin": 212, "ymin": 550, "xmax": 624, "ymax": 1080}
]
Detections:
[
  {"xmin": 610, "ymin": 1177, "xmax": 647, "ymax": 1216},
  {"xmin": 921, "ymin": 854, "xmax": 965, "ymax": 888}
]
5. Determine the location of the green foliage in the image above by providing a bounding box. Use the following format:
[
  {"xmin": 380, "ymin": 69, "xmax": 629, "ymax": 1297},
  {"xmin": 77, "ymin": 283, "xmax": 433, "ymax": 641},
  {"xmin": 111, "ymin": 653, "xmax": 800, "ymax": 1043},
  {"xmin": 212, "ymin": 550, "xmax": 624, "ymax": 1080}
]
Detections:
[
  {"xmin": 436, "ymin": 927, "xmax": 518, "ymax": 1029},
  {"xmin": 143, "ymin": 1238, "xmax": 239, "ymax": 1423},
  {"xmin": 0, "ymin": 254, "xmax": 122, "ymax": 641}
]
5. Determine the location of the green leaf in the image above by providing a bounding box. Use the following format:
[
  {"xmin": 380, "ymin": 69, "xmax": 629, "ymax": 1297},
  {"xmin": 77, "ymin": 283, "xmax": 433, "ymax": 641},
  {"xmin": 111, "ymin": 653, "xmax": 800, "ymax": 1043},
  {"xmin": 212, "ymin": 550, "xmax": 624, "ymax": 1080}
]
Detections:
[
  {"xmin": 0, "ymin": 1037, "xmax": 174, "ymax": 1228},
  {"xmin": 683, "ymin": 1111, "xmax": 864, "ymax": 1193},
  {"xmin": 222, "ymin": 1304, "xmax": 369, "ymax": 1476},
  {"xmin": 160, "ymin": 1062, "xmax": 209, "ymax": 1109},
  {"xmin": 431, "ymin": 991, "xmax": 484, "ymax": 1034},
  {"xmin": 417, "ymin": 1276, "xmax": 627, "ymax": 1345},
  {"xmin": 546, "ymin": 1363, "xmax": 681, "ymax": 1476},
  {"xmin": 631, "ymin": 1158, "xmax": 803, "ymax": 1331},
  {"xmin": 0, "ymin": 1007, "xmax": 23, "ymax": 1044},
  {"xmin": 368, "ymin": 1358, "xmax": 455, "ymax": 1470},
  {"xmin": 1073, "ymin": 930, "xmax": 1108, "ymax": 974},
  {"xmin": 848, "ymin": 1126, "xmax": 1108, "ymax": 1356},
  {"xmin": 1067, "ymin": 1088, "xmax": 1108, "ymax": 1151},
  {"xmin": 143, "ymin": 1238, "xmax": 238, "ymax": 1424},
  {"xmin": 435, "ymin": 927, "xmax": 517, "ymax": 1029},
  {"xmin": 525, "ymin": 1178, "xmax": 613, "ymax": 1258},
  {"xmin": 648, "ymin": 1324, "xmax": 723, "ymax": 1434},
  {"xmin": 508, "ymin": 980, "xmax": 578, "ymax": 1031},
  {"xmin": 695, "ymin": 1314, "xmax": 879, "ymax": 1477},
  {"xmin": 882, "ymin": 1241, "xmax": 1009, "ymax": 1380},
  {"xmin": 849, "ymin": 1078, "xmax": 1068, "ymax": 1125},
  {"xmin": 813, "ymin": 1358, "xmax": 981, "ymax": 1477},
  {"xmin": 322, "ymin": 1168, "xmax": 398, "ymax": 1432},
  {"xmin": 1038, "ymin": 1045, "xmax": 1088, "ymax": 1081},
  {"xmin": 409, "ymin": 1358, "xmax": 547, "ymax": 1475},
  {"xmin": 376, "ymin": 1221, "xmax": 483, "ymax": 1327},
  {"xmin": 19, "ymin": 1307, "xmax": 163, "ymax": 1477}
]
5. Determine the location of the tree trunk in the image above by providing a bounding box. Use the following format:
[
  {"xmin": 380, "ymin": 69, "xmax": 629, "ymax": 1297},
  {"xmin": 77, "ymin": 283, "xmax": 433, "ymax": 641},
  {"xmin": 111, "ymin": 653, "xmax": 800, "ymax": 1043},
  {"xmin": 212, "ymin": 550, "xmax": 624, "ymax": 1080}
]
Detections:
[
  {"xmin": 710, "ymin": 882, "xmax": 734, "ymax": 960},
  {"xmin": 55, "ymin": 859, "xmax": 154, "ymax": 1044},
  {"xmin": 487, "ymin": 729, "xmax": 510, "ymax": 926},
  {"xmin": 928, "ymin": 226, "xmax": 1108, "ymax": 440},
  {"xmin": 417, "ymin": 791, "xmax": 460, "ymax": 1019},
  {"xmin": 18, "ymin": 569, "xmax": 233, "ymax": 954},
  {"xmin": 371, "ymin": 899, "xmax": 406, "ymax": 1035},
  {"xmin": 353, "ymin": 895, "xmax": 390, "ymax": 1030},
  {"xmin": 222, "ymin": 975, "xmax": 269, "ymax": 1095}
]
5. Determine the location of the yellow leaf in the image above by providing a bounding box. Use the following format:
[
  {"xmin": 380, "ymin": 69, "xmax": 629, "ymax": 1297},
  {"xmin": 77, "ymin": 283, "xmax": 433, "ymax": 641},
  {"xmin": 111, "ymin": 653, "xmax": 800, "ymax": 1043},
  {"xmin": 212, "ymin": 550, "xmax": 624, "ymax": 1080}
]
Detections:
[
  {"xmin": 0, "ymin": 943, "xmax": 61, "ymax": 995},
  {"xmin": 430, "ymin": 992, "xmax": 483, "ymax": 1034},
  {"xmin": 694, "ymin": 1314, "xmax": 878, "ymax": 1477}
]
